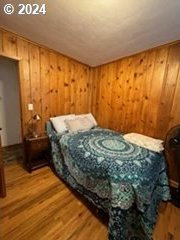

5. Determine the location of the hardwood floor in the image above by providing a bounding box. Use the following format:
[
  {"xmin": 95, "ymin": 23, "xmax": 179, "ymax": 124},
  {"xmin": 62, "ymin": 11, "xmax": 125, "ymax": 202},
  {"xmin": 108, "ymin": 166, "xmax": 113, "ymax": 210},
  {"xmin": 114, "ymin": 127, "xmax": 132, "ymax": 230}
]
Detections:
[{"xmin": 0, "ymin": 163, "xmax": 180, "ymax": 240}]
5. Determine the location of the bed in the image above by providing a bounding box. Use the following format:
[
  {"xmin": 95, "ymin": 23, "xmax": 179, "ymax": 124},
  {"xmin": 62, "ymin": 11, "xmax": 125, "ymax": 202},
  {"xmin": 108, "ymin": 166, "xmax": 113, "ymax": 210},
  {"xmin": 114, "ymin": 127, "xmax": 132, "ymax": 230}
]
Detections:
[{"xmin": 46, "ymin": 117, "xmax": 170, "ymax": 240}]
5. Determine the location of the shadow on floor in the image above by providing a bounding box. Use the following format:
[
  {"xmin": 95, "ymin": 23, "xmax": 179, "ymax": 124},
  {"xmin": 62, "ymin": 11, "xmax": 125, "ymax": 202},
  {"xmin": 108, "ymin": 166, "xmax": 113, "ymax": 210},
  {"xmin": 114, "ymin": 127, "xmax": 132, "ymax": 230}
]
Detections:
[{"xmin": 2, "ymin": 143, "xmax": 24, "ymax": 166}]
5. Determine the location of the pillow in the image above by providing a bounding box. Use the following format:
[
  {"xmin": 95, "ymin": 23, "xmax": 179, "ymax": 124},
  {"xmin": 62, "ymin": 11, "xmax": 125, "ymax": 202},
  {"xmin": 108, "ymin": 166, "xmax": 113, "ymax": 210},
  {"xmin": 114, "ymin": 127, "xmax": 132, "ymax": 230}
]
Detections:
[
  {"xmin": 75, "ymin": 113, "xmax": 97, "ymax": 126},
  {"xmin": 65, "ymin": 117, "xmax": 94, "ymax": 132},
  {"xmin": 123, "ymin": 133, "xmax": 164, "ymax": 152},
  {"xmin": 50, "ymin": 114, "xmax": 75, "ymax": 133}
]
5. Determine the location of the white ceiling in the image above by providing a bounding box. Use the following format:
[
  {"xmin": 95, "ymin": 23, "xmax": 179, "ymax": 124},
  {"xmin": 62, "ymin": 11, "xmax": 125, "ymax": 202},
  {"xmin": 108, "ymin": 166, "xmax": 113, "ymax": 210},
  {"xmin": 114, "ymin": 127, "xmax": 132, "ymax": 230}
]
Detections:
[{"xmin": 0, "ymin": 0, "xmax": 180, "ymax": 66}]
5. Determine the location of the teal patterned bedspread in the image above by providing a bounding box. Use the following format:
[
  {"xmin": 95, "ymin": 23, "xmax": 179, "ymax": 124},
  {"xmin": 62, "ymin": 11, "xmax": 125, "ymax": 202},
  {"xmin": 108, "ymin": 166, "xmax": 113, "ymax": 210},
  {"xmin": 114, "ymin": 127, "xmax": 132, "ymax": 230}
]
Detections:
[{"xmin": 46, "ymin": 122, "xmax": 170, "ymax": 240}]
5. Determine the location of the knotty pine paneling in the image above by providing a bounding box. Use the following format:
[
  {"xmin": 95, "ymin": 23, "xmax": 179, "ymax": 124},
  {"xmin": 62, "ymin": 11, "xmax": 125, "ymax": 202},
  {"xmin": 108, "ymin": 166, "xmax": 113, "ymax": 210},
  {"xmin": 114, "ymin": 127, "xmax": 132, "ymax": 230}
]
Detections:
[
  {"xmin": 91, "ymin": 42, "xmax": 180, "ymax": 182},
  {"xmin": 0, "ymin": 28, "xmax": 91, "ymax": 136},
  {"xmin": 91, "ymin": 42, "xmax": 180, "ymax": 139}
]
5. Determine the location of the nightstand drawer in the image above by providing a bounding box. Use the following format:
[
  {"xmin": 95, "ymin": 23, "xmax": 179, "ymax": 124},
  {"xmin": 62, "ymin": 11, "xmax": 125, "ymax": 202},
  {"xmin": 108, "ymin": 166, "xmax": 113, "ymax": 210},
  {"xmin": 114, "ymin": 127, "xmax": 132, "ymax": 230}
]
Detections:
[{"xmin": 24, "ymin": 135, "xmax": 51, "ymax": 173}]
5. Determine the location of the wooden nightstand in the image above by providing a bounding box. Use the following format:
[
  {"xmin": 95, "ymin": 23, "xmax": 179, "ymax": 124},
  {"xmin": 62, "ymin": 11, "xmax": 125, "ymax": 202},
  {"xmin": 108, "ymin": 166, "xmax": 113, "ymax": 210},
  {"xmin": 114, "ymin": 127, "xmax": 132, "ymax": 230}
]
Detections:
[{"xmin": 24, "ymin": 135, "xmax": 51, "ymax": 173}]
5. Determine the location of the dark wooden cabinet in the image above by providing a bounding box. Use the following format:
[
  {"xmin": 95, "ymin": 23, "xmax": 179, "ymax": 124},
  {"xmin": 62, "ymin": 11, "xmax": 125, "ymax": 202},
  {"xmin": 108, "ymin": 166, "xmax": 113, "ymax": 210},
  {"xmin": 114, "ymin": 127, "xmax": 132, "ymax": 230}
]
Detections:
[{"xmin": 24, "ymin": 135, "xmax": 51, "ymax": 173}]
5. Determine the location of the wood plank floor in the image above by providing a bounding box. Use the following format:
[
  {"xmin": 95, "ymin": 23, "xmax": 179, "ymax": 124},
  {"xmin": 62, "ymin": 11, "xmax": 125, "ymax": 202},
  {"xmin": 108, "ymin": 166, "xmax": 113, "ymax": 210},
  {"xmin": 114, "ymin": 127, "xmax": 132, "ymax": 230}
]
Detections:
[{"xmin": 0, "ymin": 163, "xmax": 180, "ymax": 240}]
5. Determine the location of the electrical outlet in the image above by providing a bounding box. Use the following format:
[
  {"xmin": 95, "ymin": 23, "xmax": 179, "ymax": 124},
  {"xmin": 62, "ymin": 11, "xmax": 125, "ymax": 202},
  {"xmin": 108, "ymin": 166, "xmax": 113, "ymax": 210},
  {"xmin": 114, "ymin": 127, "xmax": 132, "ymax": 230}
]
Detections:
[{"xmin": 28, "ymin": 103, "xmax": 34, "ymax": 111}]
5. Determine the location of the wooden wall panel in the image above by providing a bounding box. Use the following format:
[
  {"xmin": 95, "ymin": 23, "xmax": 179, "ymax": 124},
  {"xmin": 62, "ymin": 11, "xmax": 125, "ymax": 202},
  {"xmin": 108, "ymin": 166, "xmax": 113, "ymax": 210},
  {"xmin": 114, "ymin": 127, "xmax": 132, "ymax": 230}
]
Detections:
[
  {"xmin": 40, "ymin": 48, "xmax": 50, "ymax": 132},
  {"xmin": 169, "ymin": 68, "xmax": 180, "ymax": 129},
  {"xmin": 17, "ymin": 39, "xmax": 31, "ymax": 136},
  {"xmin": 109, "ymin": 61, "xmax": 121, "ymax": 131},
  {"xmin": 63, "ymin": 57, "xmax": 71, "ymax": 114},
  {"xmin": 49, "ymin": 52, "xmax": 58, "ymax": 118},
  {"xmin": 2, "ymin": 32, "xmax": 17, "ymax": 57},
  {"xmin": 69, "ymin": 60, "xmax": 77, "ymax": 114},
  {"xmin": 29, "ymin": 44, "xmax": 41, "ymax": 135},
  {"xmin": 157, "ymin": 44, "xmax": 180, "ymax": 135},
  {"xmin": 140, "ymin": 50, "xmax": 156, "ymax": 135},
  {"xmin": 0, "ymin": 28, "xmax": 91, "ymax": 136},
  {"xmin": 144, "ymin": 47, "xmax": 169, "ymax": 137},
  {"xmin": 56, "ymin": 55, "xmax": 66, "ymax": 115},
  {"xmin": 74, "ymin": 62, "xmax": 89, "ymax": 114}
]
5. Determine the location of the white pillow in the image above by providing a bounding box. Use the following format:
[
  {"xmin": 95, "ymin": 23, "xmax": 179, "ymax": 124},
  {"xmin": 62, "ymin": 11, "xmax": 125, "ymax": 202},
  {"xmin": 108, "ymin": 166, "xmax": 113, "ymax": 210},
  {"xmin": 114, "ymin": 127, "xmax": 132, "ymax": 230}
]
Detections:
[
  {"xmin": 65, "ymin": 117, "xmax": 94, "ymax": 132},
  {"xmin": 75, "ymin": 113, "xmax": 97, "ymax": 126},
  {"xmin": 50, "ymin": 114, "xmax": 75, "ymax": 133},
  {"xmin": 123, "ymin": 133, "xmax": 164, "ymax": 152}
]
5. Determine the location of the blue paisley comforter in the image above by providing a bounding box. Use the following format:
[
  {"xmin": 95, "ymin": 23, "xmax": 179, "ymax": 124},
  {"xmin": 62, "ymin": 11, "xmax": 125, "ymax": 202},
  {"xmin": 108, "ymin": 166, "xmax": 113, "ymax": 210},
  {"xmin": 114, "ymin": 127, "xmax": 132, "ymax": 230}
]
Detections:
[{"xmin": 46, "ymin": 122, "xmax": 170, "ymax": 240}]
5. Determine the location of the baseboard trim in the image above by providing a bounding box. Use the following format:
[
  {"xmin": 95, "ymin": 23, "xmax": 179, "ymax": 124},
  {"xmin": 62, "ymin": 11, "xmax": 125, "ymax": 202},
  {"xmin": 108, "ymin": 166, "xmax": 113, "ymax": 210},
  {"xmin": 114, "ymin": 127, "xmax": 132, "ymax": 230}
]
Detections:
[{"xmin": 169, "ymin": 179, "xmax": 179, "ymax": 188}]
